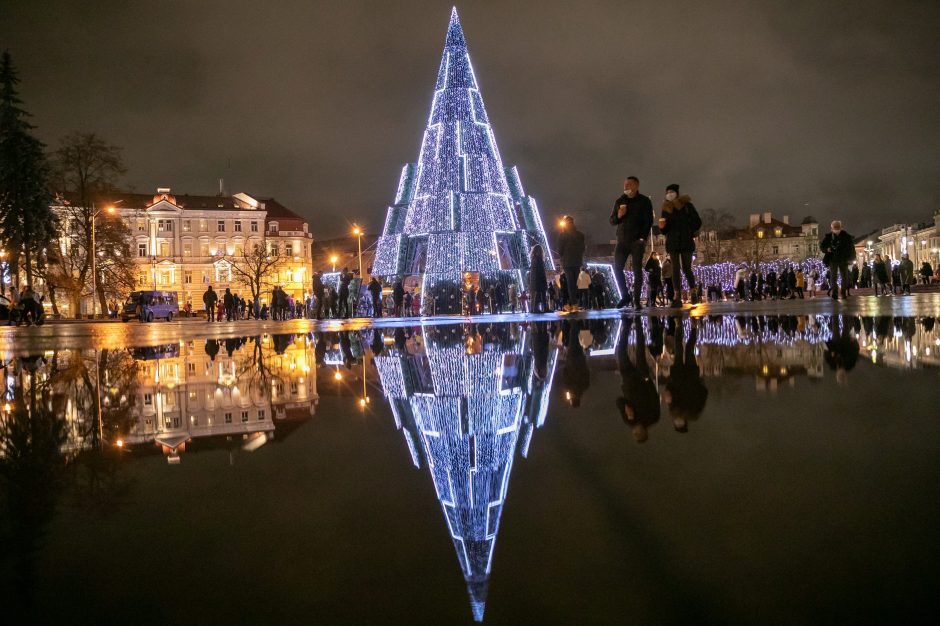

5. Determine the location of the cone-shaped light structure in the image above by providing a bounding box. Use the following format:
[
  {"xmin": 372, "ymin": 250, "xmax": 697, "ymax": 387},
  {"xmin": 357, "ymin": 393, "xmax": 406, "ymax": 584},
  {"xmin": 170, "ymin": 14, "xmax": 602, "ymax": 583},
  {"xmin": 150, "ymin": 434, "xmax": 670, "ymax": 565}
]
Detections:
[{"xmin": 372, "ymin": 7, "xmax": 554, "ymax": 314}]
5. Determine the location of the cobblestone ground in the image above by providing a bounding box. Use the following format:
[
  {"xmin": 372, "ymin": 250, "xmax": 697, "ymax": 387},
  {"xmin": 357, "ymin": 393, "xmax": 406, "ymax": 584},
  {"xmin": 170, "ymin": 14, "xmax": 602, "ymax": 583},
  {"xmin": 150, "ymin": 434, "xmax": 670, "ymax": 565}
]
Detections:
[{"xmin": 2, "ymin": 292, "xmax": 939, "ymax": 354}]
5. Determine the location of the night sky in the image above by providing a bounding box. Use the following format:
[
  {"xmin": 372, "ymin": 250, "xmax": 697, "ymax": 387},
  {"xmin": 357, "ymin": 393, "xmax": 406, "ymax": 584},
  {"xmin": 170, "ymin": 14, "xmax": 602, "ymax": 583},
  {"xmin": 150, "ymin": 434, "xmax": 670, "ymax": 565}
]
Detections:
[{"xmin": 3, "ymin": 0, "xmax": 939, "ymax": 241}]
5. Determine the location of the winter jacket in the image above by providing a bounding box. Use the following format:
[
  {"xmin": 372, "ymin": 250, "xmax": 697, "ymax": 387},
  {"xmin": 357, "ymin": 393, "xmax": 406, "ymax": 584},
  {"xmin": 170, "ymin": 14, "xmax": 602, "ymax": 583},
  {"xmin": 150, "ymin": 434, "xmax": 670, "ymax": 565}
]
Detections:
[
  {"xmin": 659, "ymin": 195, "xmax": 702, "ymax": 253},
  {"xmin": 577, "ymin": 271, "xmax": 591, "ymax": 289},
  {"xmin": 203, "ymin": 289, "xmax": 218, "ymax": 306},
  {"xmin": 610, "ymin": 193, "xmax": 654, "ymax": 245},
  {"xmin": 645, "ymin": 257, "xmax": 663, "ymax": 283},
  {"xmin": 820, "ymin": 230, "xmax": 855, "ymax": 264},
  {"xmin": 899, "ymin": 258, "xmax": 915, "ymax": 283},
  {"xmin": 873, "ymin": 260, "xmax": 889, "ymax": 283},
  {"xmin": 557, "ymin": 227, "xmax": 586, "ymax": 269},
  {"xmin": 529, "ymin": 256, "xmax": 547, "ymax": 293}
]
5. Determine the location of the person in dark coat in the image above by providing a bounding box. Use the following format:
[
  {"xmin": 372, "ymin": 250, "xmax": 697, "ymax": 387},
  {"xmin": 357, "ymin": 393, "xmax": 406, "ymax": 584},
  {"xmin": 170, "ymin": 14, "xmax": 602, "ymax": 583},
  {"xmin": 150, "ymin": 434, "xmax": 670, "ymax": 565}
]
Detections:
[
  {"xmin": 616, "ymin": 317, "xmax": 659, "ymax": 443},
  {"xmin": 920, "ymin": 261, "xmax": 934, "ymax": 285},
  {"xmin": 312, "ymin": 271, "xmax": 325, "ymax": 319},
  {"xmin": 644, "ymin": 253, "xmax": 663, "ymax": 307},
  {"xmin": 557, "ymin": 215, "xmax": 586, "ymax": 312},
  {"xmin": 819, "ymin": 220, "xmax": 856, "ymax": 300},
  {"xmin": 392, "ymin": 280, "xmax": 405, "ymax": 317},
  {"xmin": 338, "ymin": 268, "xmax": 352, "ymax": 318},
  {"xmin": 223, "ymin": 288, "xmax": 235, "ymax": 321},
  {"xmin": 825, "ymin": 315, "xmax": 860, "ymax": 384},
  {"xmin": 899, "ymin": 254, "xmax": 915, "ymax": 295},
  {"xmin": 528, "ymin": 244, "xmax": 548, "ymax": 313},
  {"xmin": 367, "ymin": 277, "xmax": 383, "ymax": 317},
  {"xmin": 203, "ymin": 286, "xmax": 218, "ymax": 322},
  {"xmin": 658, "ymin": 184, "xmax": 701, "ymax": 307},
  {"xmin": 610, "ymin": 176, "xmax": 654, "ymax": 308}
]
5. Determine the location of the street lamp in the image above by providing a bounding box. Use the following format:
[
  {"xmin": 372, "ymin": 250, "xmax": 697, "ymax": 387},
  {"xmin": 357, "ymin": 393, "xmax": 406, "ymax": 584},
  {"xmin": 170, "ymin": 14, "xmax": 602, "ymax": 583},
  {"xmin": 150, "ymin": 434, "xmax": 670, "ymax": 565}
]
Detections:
[
  {"xmin": 90, "ymin": 203, "xmax": 118, "ymax": 319},
  {"xmin": 330, "ymin": 254, "xmax": 338, "ymax": 272},
  {"xmin": 352, "ymin": 225, "xmax": 363, "ymax": 279}
]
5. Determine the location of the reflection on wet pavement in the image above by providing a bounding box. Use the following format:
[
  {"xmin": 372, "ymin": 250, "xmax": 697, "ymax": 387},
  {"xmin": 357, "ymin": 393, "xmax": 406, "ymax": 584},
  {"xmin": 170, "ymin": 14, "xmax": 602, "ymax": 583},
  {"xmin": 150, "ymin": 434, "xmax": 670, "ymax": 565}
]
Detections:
[{"xmin": 1, "ymin": 313, "xmax": 939, "ymax": 622}]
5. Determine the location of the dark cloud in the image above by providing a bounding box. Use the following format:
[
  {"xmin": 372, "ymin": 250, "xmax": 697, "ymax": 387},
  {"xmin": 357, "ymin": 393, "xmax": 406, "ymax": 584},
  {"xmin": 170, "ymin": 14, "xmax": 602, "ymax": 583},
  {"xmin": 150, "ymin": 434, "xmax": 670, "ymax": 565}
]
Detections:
[{"xmin": 3, "ymin": 0, "xmax": 939, "ymax": 240}]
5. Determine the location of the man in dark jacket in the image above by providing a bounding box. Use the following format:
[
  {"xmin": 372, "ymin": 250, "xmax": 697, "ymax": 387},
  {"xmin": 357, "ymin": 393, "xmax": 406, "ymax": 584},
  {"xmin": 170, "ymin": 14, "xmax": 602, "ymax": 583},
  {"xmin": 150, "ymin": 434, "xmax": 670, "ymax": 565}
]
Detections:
[
  {"xmin": 223, "ymin": 288, "xmax": 235, "ymax": 321},
  {"xmin": 819, "ymin": 220, "xmax": 855, "ymax": 300},
  {"xmin": 658, "ymin": 184, "xmax": 701, "ymax": 306},
  {"xmin": 610, "ymin": 176, "xmax": 653, "ymax": 308},
  {"xmin": 368, "ymin": 276, "xmax": 383, "ymax": 317},
  {"xmin": 617, "ymin": 317, "xmax": 659, "ymax": 443},
  {"xmin": 338, "ymin": 267, "xmax": 351, "ymax": 318},
  {"xmin": 312, "ymin": 271, "xmax": 325, "ymax": 319},
  {"xmin": 203, "ymin": 285, "xmax": 218, "ymax": 322},
  {"xmin": 557, "ymin": 215, "xmax": 586, "ymax": 312}
]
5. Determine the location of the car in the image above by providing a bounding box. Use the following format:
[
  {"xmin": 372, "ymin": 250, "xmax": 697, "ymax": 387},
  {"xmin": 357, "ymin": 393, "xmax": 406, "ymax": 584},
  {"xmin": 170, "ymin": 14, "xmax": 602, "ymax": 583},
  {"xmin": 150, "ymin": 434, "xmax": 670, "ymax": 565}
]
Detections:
[{"xmin": 121, "ymin": 291, "xmax": 180, "ymax": 322}]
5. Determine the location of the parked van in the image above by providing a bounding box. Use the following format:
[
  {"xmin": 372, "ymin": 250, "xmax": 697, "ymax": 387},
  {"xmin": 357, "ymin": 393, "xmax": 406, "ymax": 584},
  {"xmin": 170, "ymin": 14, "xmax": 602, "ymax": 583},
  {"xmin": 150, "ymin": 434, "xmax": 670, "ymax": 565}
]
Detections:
[{"xmin": 122, "ymin": 291, "xmax": 179, "ymax": 322}]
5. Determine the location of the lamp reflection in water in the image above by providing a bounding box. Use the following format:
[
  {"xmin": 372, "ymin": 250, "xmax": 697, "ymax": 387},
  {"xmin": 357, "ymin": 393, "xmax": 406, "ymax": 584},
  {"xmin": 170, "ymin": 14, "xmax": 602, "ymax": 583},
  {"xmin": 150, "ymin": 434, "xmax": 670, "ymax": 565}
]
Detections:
[{"xmin": 372, "ymin": 323, "xmax": 558, "ymax": 622}]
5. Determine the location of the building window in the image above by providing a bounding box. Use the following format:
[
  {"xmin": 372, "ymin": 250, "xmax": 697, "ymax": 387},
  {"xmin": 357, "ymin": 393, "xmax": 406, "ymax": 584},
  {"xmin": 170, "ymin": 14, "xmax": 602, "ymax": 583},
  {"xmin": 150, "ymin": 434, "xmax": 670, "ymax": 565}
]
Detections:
[
  {"xmin": 200, "ymin": 242, "xmax": 210, "ymax": 257},
  {"xmin": 183, "ymin": 242, "xmax": 192, "ymax": 257},
  {"xmin": 184, "ymin": 271, "xmax": 192, "ymax": 284},
  {"xmin": 138, "ymin": 243, "xmax": 147, "ymax": 257},
  {"xmin": 233, "ymin": 243, "xmax": 244, "ymax": 257},
  {"xmin": 160, "ymin": 270, "xmax": 172, "ymax": 285},
  {"xmin": 144, "ymin": 393, "xmax": 153, "ymax": 405},
  {"xmin": 250, "ymin": 221, "xmax": 258, "ymax": 232},
  {"xmin": 268, "ymin": 222, "xmax": 278, "ymax": 233},
  {"xmin": 188, "ymin": 362, "xmax": 196, "ymax": 374},
  {"xmin": 217, "ymin": 220, "xmax": 225, "ymax": 232},
  {"xmin": 258, "ymin": 409, "xmax": 265, "ymax": 420},
  {"xmin": 241, "ymin": 410, "xmax": 249, "ymax": 422},
  {"xmin": 138, "ymin": 271, "xmax": 147, "ymax": 286},
  {"xmin": 270, "ymin": 244, "xmax": 279, "ymax": 256},
  {"xmin": 158, "ymin": 219, "xmax": 173, "ymax": 232},
  {"xmin": 217, "ymin": 265, "xmax": 231, "ymax": 283},
  {"xmin": 285, "ymin": 243, "xmax": 293, "ymax": 257},
  {"xmin": 225, "ymin": 412, "xmax": 232, "ymax": 424},
  {"xmin": 774, "ymin": 228, "xmax": 782, "ymax": 237},
  {"xmin": 182, "ymin": 219, "xmax": 191, "ymax": 232},
  {"xmin": 137, "ymin": 218, "xmax": 147, "ymax": 232},
  {"xmin": 159, "ymin": 241, "xmax": 170, "ymax": 257},
  {"xmin": 201, "ymin": 270, "xmax": 210, "ymax": 284},
  {"xmin": 757, "ymin": 230, "xmax": 764, "ymax": 239},
  {"xmin": 772, "ymin": 245, "xmax": 779, "ymax": 255},
  {"xmin": 234, "ymin": 220, "xmax": 242, "ymax": 232},
  {"xmin": 199, "ymin": 219, "xmax": 208, "ymax": 232}
]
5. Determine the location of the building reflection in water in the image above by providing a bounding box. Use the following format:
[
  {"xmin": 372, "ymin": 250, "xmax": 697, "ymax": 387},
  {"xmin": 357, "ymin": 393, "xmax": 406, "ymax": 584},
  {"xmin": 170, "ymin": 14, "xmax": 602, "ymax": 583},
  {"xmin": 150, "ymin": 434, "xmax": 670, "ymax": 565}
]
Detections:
[
  {"xmin": 371, "ymin": 323, "xmax": 558, "ymax": 622},
  {"xmin": 122, "ymin": 334, "xmax": 319, "ymax": 462}
]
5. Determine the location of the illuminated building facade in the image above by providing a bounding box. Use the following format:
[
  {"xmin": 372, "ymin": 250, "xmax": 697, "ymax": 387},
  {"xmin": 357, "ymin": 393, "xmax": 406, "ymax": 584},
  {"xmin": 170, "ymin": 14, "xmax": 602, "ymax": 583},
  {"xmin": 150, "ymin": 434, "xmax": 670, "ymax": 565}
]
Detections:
[
  {"xmin": 371, "ymin": 8, "xmax": 554, "ymax": 313},
  {"xmin": 373, "ymin": 323, "xmax": 557, "ymax": 621},
  {"xmin": 52, "ymin": 187, "xmax": 313, "ymax": 314}
]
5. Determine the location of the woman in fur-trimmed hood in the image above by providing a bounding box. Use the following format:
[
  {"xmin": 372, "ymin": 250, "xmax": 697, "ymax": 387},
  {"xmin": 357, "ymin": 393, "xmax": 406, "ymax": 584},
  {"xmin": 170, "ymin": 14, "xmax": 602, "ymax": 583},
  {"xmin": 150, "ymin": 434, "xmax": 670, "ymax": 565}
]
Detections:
[{"xmin": 658, "ymin": 184, "xmax": 701, "ymax": 305}]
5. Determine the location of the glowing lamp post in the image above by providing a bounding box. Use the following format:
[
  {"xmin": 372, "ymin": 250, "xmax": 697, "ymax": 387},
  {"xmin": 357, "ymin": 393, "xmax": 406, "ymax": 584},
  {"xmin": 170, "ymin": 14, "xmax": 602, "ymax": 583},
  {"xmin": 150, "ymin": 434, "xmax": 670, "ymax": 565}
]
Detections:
[
  {"xmin": 352, "ymin": 225, "xmax": 364, "ymax": 279},
  {"xmin": 90, "ymin": 204, "xmax": 118, "ymax": 319},
  {"xmin": 330, "ymin": 254, "xmax": 338, "ymax": 272}
]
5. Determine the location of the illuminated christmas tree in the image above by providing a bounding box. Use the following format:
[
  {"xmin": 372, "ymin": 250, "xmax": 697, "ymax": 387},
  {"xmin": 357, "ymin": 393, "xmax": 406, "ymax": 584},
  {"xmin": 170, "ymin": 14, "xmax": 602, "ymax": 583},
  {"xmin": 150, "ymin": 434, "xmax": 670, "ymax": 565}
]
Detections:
[
  {"xmin": 373, "ymin": 324, "xmax": 558, "ymax": 621},
  {"xmin": 371, "ymin": 7, "xmax": 554, "ymax": 313}
]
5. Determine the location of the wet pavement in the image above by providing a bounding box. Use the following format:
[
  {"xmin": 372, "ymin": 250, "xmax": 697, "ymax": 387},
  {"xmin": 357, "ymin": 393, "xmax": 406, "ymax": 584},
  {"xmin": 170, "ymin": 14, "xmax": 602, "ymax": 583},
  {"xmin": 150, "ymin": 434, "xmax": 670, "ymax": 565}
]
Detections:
[{"xmin": 2, "ymin": 300, "xmax": 940, "ymax": 624}]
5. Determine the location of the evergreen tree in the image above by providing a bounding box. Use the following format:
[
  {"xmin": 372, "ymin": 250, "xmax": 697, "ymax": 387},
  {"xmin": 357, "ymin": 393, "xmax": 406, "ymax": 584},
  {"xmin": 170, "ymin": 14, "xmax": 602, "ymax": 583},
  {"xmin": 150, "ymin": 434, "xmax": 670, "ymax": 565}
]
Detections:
[{"xmin": 0, "ymin": 50, "xmax": 58, "ymax": 286}]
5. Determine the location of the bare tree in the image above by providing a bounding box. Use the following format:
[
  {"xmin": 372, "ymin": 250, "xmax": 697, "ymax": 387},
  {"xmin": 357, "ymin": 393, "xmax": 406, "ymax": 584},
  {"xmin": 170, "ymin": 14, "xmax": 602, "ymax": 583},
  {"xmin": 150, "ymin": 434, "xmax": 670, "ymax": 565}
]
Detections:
[
  {"xmin": 696, "ymin": 208, "xmax": 738, "ymax": 264},
  {"xmin": 228, "ymin": 238, "xmax": 285, "ymax": 310},
  {"xmin": 49, "ymin": 133, "xmax": 128, "ymax": 316}
]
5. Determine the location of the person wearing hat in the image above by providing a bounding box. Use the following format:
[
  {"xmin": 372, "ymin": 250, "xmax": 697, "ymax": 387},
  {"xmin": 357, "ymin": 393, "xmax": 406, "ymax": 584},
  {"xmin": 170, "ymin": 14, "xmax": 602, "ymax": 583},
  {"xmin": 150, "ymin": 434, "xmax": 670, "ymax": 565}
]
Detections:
[
  {"xmin": 610, "ymin": 176, "xmax": 654, "ymax": 309},
  {"xmin": 819, "ymin": 220, "xmax": 855, "ymax": 300},
  {"xmin": 658, "ymin": 184, "xmax": 702, "ymax": 306},
  {"xmin": 557, "ymin": 214, "xmax": 586, "ymax": 312}
]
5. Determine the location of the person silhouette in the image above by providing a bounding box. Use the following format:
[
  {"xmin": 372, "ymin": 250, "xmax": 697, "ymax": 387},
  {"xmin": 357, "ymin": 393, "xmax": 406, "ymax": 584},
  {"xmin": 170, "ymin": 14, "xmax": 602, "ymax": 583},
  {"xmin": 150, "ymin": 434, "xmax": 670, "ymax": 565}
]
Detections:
[
  {"xmin": 616, "ymin": 317, "xmax": 660, "ymax": 443},
  {"xmin": 664, "ymin": 318, "xmax": 708, "ymax": 433},
  {"xmin": 562, "ymin": 320, "xmax": 590, "ymax": 407}
]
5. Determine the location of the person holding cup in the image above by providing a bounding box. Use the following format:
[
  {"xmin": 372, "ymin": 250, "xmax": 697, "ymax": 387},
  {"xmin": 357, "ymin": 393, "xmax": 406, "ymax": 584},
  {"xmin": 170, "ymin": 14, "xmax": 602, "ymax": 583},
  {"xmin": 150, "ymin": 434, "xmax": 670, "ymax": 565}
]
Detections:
[
  {"xmin": 609, "ymin": 176, "xmax": 654, "ymax": 309},
  {"xmin": 659, "ymin": 184, "xmax": 702, "ymax": 306}
]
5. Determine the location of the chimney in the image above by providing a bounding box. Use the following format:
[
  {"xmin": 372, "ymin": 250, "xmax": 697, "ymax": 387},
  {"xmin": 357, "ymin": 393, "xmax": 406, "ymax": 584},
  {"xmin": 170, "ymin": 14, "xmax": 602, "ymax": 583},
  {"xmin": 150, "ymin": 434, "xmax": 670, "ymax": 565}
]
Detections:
[
  {"xmin": 762, "ymin": 212, "xmax": 772, "ymax": 224},
  {"xmin": 782, "ymin": 215, "xmax": 789, "ymax": 225},
  {"xmin": 749, "ymin": 214, "xmax": 760, "ymax": 228}
]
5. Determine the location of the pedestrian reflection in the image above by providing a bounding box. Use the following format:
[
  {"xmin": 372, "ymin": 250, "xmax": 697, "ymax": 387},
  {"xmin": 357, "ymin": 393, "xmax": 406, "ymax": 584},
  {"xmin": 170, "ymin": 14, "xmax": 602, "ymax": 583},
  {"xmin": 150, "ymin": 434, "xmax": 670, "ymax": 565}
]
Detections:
[
  {"xmin": 825, "ymin": 316, "xmax": 860, "ymax": 383},
  {"xmin": 562, "ymin": 320, "xmax": 590, "ymax": 407},
  {"xmin": 616, "ymin": 317, "xmax": 660, "ymax": 443},
  {"xmin": 664, "ymin": 318, "xmax": 708, "ymax": 433}
]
